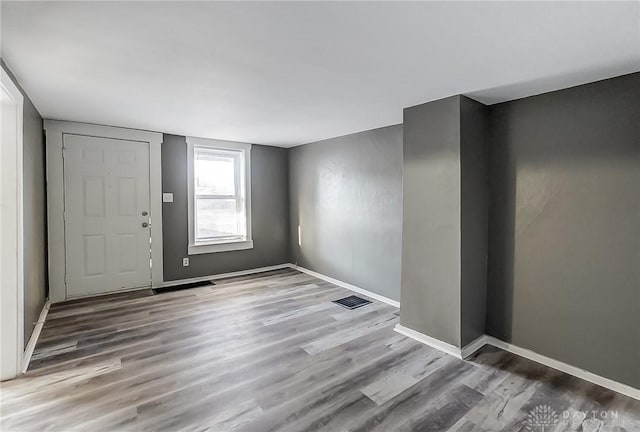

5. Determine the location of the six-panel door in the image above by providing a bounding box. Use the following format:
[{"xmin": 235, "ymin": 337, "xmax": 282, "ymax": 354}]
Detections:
[{"xmin": 63, "ymin": 134, "xmax": 151, "ymax": 297}]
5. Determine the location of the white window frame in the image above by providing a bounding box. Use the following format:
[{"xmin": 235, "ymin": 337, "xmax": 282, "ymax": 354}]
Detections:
[{"xmin": 186, "ymin": 136, "xmax": 253, "ymax": 255}]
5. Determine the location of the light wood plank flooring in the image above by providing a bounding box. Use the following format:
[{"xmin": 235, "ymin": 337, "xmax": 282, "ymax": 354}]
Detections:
[{"xmin": 1, "ymin": 268, "xmax": 638, "ymax": 431}]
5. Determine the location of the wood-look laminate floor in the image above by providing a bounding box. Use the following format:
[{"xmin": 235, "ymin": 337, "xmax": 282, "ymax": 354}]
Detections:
[{"xmin": 1, "ymin": 268, "xmax": 638, "ymax": 431}]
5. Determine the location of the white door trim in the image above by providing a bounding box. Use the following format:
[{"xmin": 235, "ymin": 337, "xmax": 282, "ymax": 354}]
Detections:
[
  {"xmin": 44, "ymin": 121, "xmax": 164, "ymax": 302},
  {"xmin": 0, "ymin": 65, "xmax": 25, "ymax": 380}
]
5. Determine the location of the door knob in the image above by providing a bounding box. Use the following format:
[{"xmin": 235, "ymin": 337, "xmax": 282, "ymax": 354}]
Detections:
[
  {"xmin": 142, "ymin": 211, "xmax": 148, "ymax": 216},
  {"xmin": 142, "ymin": 222, "xmax": 149, "ymax": 228}
]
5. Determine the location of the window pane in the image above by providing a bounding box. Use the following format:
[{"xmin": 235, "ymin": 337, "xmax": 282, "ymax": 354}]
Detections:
[
  {"xmin": 194, "ymin": 149, "xmax": 236, "ymax": 196},
  {"xmin": 196, "ymin": 198, "xmax": 243, "ymax": 240}
]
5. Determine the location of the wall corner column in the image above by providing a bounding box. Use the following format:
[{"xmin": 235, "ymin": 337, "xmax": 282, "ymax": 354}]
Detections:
[{"xmin": 400, "ymin": 95, "xmax": 489, "ymax": 350}]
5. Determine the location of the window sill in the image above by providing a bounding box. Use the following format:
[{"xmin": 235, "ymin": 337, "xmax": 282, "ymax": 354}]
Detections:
[{"xmin": 188, "ymin": 240, "xmax": 254, "ymax": 255}]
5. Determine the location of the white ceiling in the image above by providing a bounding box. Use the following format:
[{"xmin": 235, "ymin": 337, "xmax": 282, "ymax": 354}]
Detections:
[{"xmin": 2, "ymin": 1, "xmax": 639, "ymax": 147}]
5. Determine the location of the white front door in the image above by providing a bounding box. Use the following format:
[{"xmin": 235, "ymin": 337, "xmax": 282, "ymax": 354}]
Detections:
[{"xmin": 63, "ymin": 134, "xmax": 151, "ymax": 298}]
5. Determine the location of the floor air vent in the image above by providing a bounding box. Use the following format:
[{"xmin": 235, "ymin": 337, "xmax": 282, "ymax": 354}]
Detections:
[
  {"xmin": 332, "ymin": 295, "xmax": 372, "ymax": 310},
  {"xmin": 153, "ymin": 280, "xmax": 215, "ymax": 294}
]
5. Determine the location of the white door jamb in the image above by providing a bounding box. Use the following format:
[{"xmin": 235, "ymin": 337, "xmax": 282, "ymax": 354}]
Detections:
[{"xmin": 0, "ymin": 64, "xmax": 25, "ymax": 380}]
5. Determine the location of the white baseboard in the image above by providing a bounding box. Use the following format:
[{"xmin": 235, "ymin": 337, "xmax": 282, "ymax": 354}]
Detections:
[
  {"xmin": 393, "ymin": 325, "xmax": 639, "ymax": 400},
  {"xmin": 288, "ymin": 264, "xmax": 400, "ymax": 308},
  {"xmin": 461, "ymin": 334, "xmax": 491, "ymax": 359},
  {"xmin": 483, "ymin": 336, "xmax": 640, "ymax": 400},
  {"xmin": 21, "ymin": 300, "xmax": 51, "ymax": 374},
  {"xmin": 158, "ymin": 263, "xmax": 292, "ymax": 288},
  {"xmin": 394, "ymin": 324, "xmax": 463, "ymax": 358},
  {"xmin": 393, "ymin": 326, "xmax": 487, "ymax": 361}
]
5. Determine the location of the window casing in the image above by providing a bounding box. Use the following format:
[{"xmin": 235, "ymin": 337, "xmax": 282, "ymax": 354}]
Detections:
[{"xmin": 187, "ymin": 137, "xmax": 252, "ymax": 254}]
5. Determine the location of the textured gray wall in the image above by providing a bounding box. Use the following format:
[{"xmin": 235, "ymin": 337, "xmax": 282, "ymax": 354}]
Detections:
[
  {"xmin": 289, "ymin": 125, "xmax": 403, "ymax": 301},
  {"xmin": 1, "ymin": 59, "xmax": 48, "ymax": 346},
  {"xmin": 161, "ymin": 134, "xmax": 290, "ymax": 281},
  {"xmin": 487, "ymin": 72, "xmax": 640, "ymax": 388},
  {"xmin": 459, "ymin": 96, "xmax": 489, "ymax": 346},
  {"xmin": 401, "ymin": 97, "xmax": 462, "ymax": 345}
]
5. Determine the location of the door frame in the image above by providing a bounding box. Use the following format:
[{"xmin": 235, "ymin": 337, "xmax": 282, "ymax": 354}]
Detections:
[
  {"xmin": 0, "ymin": 65, "xmax": 25, "ymax": 380},
  {"xmin": 44, "ymin": 120, "xmax": 164, "ymax": 302}
]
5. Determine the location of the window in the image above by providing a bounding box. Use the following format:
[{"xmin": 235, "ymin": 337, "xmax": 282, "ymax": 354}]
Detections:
[{"xmin": 187, "ymin": 137, "xmax": 252, "ymax": 254}]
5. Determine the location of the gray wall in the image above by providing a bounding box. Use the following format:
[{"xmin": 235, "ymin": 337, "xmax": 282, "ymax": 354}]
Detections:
[
  {"xmin": 161, "ymin": 134, "xmax": 290, "ymax": 281},
  {"xmin": 289, "ymin": 125, "xmax": 403, "ymax": 302},
  {"xmin": 401, "ymin": 97, "xmax": 462, "ymax": 345},
  {"xmin": 1, "ymin": 59, "xmax": 48, "ymax": 346},
  {"xmin": 400, "ymin": 95, "xmax": 489, "ymax": 347},
  {"xmin": 459, "ymin": 96, "xmax": 489, "ymax": 346},
  {"xmin": 487, "ymin": 72, "xmax": 640, "ymax": 388}
]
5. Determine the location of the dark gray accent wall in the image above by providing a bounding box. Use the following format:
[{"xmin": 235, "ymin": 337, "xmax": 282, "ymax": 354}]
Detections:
[
  {"xmin": 288, "ymin": 125, "xmax": 403, "ymax": 302},
  {"xmin": 401, "ymin": 95, "xmax": 488, "ymax": 347},
  {"xmin": 161, "ymin": 134, "xmax": 290, "ymax": 281},
  {"xmin": 1, "ymin": 59, "xmax": 48, "ymax": 347},
  {"xmin": 401, "ymin": 96, "xmax": 462, "ymax": 345},
  {"xmin": 487, "ymin": 72, "xmax": 640, "ymax": 388}
]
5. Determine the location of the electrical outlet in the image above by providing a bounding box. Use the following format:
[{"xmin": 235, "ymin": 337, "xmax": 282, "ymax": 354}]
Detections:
[{"xmin": 182, "ymin": 257, "xmax": 189, "ymax": 267}]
